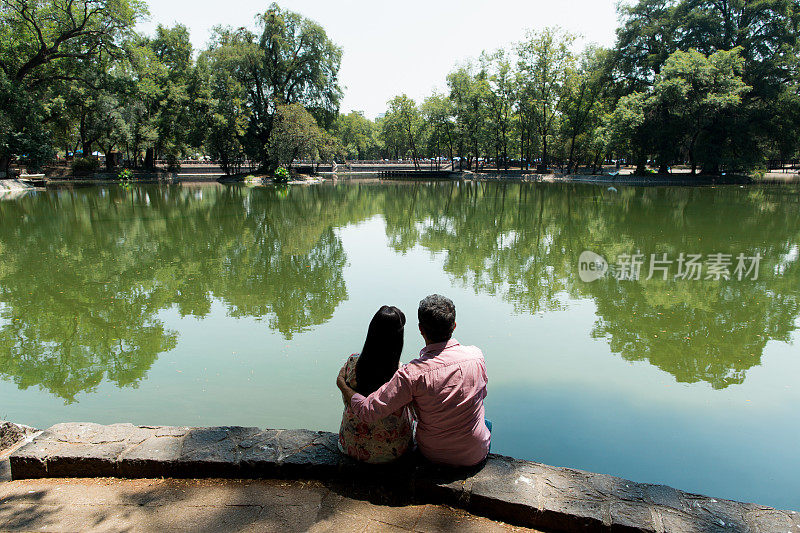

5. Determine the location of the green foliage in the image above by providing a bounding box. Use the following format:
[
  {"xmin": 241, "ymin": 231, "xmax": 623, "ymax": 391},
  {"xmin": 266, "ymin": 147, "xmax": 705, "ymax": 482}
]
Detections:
[
  {"xmin": 380, "ymin": 95, "xmax": 424, "ymax": 166},
  {"xmin": 71, "ymin": 157, "xmax": 99, "ymax": 173},
  {"xmin": 274, "ymin": 166, "xmax": 290, "ymax": 183},
  {"xmin": 269, "ymin": 103, "xmax": 326, "ymax": 167},
  {"xmin": 2, "ymin": 0, "xmax": 798, "ymax": 176},
  {"xmin": 165, "ymin": 154, "xmax": 181, "ymax": 172},
  {"xmin": 205, "ymin": 3, "xmax": 343, "ymax": 170},
  {"xmin": 0, "ymin": 0, "xmax": 147, "ymax": 171},
  {"xmin": 332, "ymin": 111, "xmax": 380, "ymax": 160}
]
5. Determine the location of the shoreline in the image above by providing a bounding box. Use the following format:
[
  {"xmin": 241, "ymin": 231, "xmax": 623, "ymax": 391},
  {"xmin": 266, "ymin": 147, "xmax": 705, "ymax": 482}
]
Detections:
[
  {"xmin": 4, "ymin": 421, "xmax": 797, "ymax": 532},
  {"xmin": 6, "ymin": 170, "xmax": 799, "ymax": 189}
]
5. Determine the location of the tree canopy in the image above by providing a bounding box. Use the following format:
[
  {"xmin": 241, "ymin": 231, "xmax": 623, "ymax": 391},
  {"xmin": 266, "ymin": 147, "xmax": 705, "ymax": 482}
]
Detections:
[{"xmin": 1, "ymin": 0, "xmax": 799, "ymax": 176}]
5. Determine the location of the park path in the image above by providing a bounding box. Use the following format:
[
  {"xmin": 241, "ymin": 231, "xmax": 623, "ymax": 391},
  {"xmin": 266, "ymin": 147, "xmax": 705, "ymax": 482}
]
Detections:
[{"xmin": 0, "ymin": 451, "xmax": 537, "ymax": 532}]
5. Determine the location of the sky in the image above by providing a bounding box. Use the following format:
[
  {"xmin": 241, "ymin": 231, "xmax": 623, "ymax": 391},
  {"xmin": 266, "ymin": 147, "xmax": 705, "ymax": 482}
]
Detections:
[{"xmin": 136, "ymin": 0, "xmax": 620, "ymax": 119}]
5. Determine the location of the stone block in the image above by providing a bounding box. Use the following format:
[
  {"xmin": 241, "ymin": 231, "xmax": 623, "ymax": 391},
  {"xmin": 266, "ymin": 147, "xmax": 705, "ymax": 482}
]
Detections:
[
  {"xmin": 658, "ymin": 508, "xmax": 728, "ymax": 533},
  {"xmin": 609, "ymin": 501, "xmax": 656, "ymax": 532},
  {"xmin": 539, "ymin": 465, "xmax": 609, "ymax": 502},
  {"xmin": 46, "ymin": 442, "xmax": 128, "ymax": 478},
  {"xmin": 467, "ymin": 456, "xmax": 543, "ymax": 528},
  {"xmin": 118, "ymin": 435, "xmax": 186, "ymax": 478},
  {"xmin": 7, "ymin": 423, "xmax": 797, "ymax": 533},
  {"xmin": 684, "ymin": 495, "xmax": 749, "ymax": 531},
  {"xmin": 745, "ymin": 508, "xmax": 795, "ymax": 532},
  {"xmin": 603, "ymin": 473, "xmax": 648, "ymax": 504},
  {"xmin": 538, "ymin": 497, "xmax": 605, "ymax": 532},
  {"xmin": 9, "ymin": 434, "xmax": 65, "ymax": 479},
  {"xmin": 274, "ymin": 429, "xmax": 319, "ymax": 458},
  {"xmin": 644, "ymin": 483, "xmax": 689, "ymax": 513},
  {"xmin": 281, "ymin": 432, "xmax": 342, "ymax": 478},
  {"xmin": 0, "ymin": 421, "xmax": 37, "ymax": 451},
  {"xmin": 176, "ymin": 426, "xmax": 260, "ymax": 478},
  {"xmin": 238, "ymin": 429, "xmax": 281, "ymax": 477},
  {"xmin": 47, "ymin": 422, "xmax": 105, "ymax": 443}
]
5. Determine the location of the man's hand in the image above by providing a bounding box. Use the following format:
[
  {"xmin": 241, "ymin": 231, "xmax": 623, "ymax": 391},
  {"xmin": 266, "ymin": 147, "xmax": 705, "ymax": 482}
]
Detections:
[{"xmin": 336, "ymin": 366, "xmax": 356, "ymax": 406}]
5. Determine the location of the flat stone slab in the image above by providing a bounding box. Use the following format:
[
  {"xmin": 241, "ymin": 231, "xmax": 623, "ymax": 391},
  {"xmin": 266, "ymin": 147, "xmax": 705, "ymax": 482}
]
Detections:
[{"xmin": 10, "ymin": 423, "xmax": 797, "ymax": 532}]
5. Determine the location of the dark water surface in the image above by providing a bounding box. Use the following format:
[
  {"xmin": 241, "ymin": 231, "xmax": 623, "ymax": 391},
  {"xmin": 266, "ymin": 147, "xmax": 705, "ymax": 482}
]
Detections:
[{"xmin": 1, "ymin": 182, "xmax": 798, "ymax": 509}]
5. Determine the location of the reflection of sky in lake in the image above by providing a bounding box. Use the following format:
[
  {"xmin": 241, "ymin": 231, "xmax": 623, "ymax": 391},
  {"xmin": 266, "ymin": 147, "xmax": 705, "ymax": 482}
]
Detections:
[{"xmin": 0, "ymin": 183, "xmax": 798, "ymax": 510}]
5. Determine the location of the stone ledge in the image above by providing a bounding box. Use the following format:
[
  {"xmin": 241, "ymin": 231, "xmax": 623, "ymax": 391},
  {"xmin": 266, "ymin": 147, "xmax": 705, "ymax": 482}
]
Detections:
[
  {"xmin": 0, "ymin": 421, "xmax": 39, "ymax": 453},
  {"xmin": 9, "ymin": 423, "xmax": 798, "ymax": 533}
]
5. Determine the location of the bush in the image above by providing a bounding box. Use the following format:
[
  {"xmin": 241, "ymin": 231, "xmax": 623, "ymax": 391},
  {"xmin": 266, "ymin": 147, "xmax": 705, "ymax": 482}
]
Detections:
[
  {"xmin": 165, "ymin": 154, "xmax": 181, "ymax": 172},
  {"xmin": 71, "ymin": 157, "xmax": 100, "ymax": 173},
  {"xmin": 274, "ymin": 166, "xmax": 290, "ymax": 183},
  {"xmin": 118, "ymin": 169, "xmax": 133, "ymax": 181}
]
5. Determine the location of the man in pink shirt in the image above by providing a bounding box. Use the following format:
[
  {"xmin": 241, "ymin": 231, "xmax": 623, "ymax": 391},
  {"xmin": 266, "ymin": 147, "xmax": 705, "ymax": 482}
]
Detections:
[{"xmin": 337, "ymin": 295, "xmax": 491, "ymax": 467}]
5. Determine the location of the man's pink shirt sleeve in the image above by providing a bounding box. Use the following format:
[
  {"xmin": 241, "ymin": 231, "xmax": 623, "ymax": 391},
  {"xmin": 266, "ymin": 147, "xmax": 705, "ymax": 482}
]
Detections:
[{"xmin": 350, "ymin": 368, "xmax": 413, "ymax": 423}]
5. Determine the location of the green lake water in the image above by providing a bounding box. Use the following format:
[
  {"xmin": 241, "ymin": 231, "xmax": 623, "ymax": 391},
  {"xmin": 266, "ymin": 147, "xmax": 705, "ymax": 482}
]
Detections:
[{"xmin": 1, "ymin": 181, "xmax": 798, "ymax": 509}]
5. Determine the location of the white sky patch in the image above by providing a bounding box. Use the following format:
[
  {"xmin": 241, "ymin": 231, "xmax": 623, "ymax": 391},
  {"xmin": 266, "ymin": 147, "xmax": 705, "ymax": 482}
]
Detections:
[{"xmin": 775, "ymin": 244, "xmax": 799, "ymax": 276}]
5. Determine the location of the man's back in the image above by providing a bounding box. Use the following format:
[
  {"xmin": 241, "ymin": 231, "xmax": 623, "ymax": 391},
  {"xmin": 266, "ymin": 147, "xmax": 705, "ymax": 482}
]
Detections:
[
  {"xmin": 402, "ymin": 339, "xmax": 490, "ymax": 466},
  {"xmin": 343, "ymin": 294, "xmax": 491, "ymax": 467}
]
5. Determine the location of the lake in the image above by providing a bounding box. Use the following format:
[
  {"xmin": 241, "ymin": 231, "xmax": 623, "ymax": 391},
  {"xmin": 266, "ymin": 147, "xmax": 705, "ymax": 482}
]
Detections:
[{"xmin": 1, "ymin": 181, "xmax": 798, "ymax": 510}]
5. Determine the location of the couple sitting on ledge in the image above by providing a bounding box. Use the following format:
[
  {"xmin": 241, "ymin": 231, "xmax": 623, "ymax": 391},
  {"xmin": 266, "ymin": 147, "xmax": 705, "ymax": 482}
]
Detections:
[{"xmin": 336, "ymin": 294, "xmax": 491, "ymax": 467}]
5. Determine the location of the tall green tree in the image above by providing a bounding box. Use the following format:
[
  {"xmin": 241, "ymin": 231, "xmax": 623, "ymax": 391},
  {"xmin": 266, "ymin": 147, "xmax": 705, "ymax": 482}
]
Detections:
[
  {"xmin": 0, "ymin": 0, "xmax": 146, "ymax": 174},
  {"xmin": 560, "ymin": 46, "xmax": 612, "ymax": 173},
  {"xmin": 210, "ymin": 3, "xmax": 342, "ymax": 170},
  {"xmin": 332, "ymin": 111, "xmax": 379, "ymax": 160},
  {"xmin": 447, "ymin": 65, "xmax": 490, "ymax": 170},
  {"xmin": 517, "ymin": 28, "xmax": 575, "ymax": 171},
  {"xmin": 482, "ymin": 49, "xmax": 516, "ymax": 169},
  {"xmin": 381, "ymin": 95, "xmax": 424, "ymax": 168},
  {"xmin": 421, "ymin": 93, "xmax": 455, "ymax": 168}
]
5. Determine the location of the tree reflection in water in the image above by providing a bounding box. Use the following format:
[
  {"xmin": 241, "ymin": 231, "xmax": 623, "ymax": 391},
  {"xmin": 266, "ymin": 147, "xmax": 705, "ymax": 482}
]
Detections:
[
  {"xmin": 0, "ymin": 182, "xmax": 798, "ymax": 402},
  {"xmin": 381, "ymin": 182, "xmax": 800, "ymax": 389},
  {"xmin": 0, "ymin": 184, "xmax": 370, "ymax": 402}
]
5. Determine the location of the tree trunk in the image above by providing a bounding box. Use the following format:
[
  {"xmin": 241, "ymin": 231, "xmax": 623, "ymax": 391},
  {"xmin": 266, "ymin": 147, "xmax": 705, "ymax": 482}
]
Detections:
[
  {"xmin": 145, "ymin": 148, "xmax": 156, "ymax": 170},
  {"xmin": 539, "ymin": 134, "xmax": 549, "ymax": 173},
  {"xmin": 0, "ymin": 155, "xmax": 9, "ymax": 178},
  {"xmin": 567, "ymin": 127, "xmax": 579, "ymax": 174},
  {"xmin": 636, "ymin": 150, "xmax": 647, "ymax": 175}
]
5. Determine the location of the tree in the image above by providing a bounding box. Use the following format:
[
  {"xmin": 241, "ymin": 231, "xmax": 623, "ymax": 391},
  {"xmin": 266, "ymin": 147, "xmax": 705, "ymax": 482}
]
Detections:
[
  {"xmin": 611, "ymin": 48, "xmax": 751, "ymax": 175},
  {"xmin": 517, "ymin": 28, "xmax": 575, "ymax": 172},
  {"xmin": 560, "ymin": 46, "xmax": 612, "ymax": 173},
  {"xmin": 332, "ymin": 111, "xmax": 379, "ymax": 160},
  {"xmin": 613, "ymin": 0, "xmax": 680, "ymax": 90},
  {"xmin": 654, "ymin": 48, "xmax": 750, "ymax": 174},
  {"xmin": 482, "ymin": 49, "xmax": 516, "ymax": 170},
  {"xmin": 268, "ymin": 103, "xmax": 324, "ymax": 168},
  {"xmin": 381, "ymin": 95, "xmax": 424, "ymax": 167},
  {"xmin": 209, "ymin": 3, "xmax": 342, "ymax": 171},
  {"xmin": 0, "ymin": 0, "xmax": 146, "ymax": 174},
  {"xmin": 421, "ymin": 93, "xmax": 455, "ymax": 168},
  {"xmin": 195, "ymin": 29, "xmax": 251, "ymax": 174},
  {"xmin": 447, "ymin": 65, "xmax": 489, "ymax": 170},
  {"xmin": 611, "ymin": 0, "xmax": 800, "ymax": 173}
]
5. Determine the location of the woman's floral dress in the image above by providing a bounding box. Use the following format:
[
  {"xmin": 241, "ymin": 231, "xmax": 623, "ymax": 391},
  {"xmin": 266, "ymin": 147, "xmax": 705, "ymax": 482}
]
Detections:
[{"xmin": 338, "ymin": 354, "xmax": 413, "ymax": 464}]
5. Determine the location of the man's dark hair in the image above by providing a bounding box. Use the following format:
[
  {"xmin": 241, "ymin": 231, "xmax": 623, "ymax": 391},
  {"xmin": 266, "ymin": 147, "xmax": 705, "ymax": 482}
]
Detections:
[{"xmin": 418, "ymin": 294, "xmax": 456, "ymax": 343}]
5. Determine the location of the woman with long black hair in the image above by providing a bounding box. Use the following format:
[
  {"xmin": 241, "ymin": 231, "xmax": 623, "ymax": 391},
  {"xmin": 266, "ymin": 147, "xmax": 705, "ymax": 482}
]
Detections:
[{"xmin": 338, "ymin": 306, "xmax": 413, "ymax": 463}]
